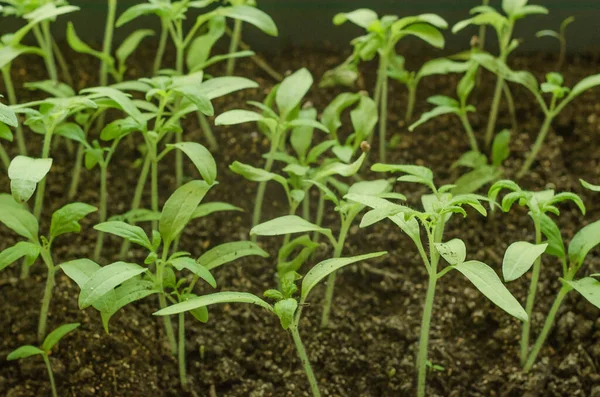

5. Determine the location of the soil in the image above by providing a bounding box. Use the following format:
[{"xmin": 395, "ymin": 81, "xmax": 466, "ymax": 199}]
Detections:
[{"xmin": 0, "ymin": 42, "xmax": 599, "ymax": 397}]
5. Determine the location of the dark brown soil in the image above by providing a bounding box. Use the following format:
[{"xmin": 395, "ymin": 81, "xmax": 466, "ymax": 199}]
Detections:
[{"xmin": 0, "ymin": 43, "xmax": 599, "ymax": 397}]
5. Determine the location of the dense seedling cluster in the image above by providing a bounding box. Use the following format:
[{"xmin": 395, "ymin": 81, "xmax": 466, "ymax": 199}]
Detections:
[{"xmin": 0, "ymin": 0, "xmax": 599, "ymax": 396}]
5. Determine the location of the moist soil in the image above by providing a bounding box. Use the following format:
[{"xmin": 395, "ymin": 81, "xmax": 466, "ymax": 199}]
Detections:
[{"xmin": 0, "ymin": 44, "xmax": 599, "ymax": 397}]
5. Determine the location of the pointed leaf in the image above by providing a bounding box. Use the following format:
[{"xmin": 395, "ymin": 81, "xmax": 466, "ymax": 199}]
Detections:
[
  {"xmin": 217, "ymin": 5, "xmax": 278, "ymax": 36},
  {"xmin": 198, "ymin": 241, "xmax": 269, "ymax": 270},
  {"xmin": 276, "ymin": 68, "xmax": 313, "ymax": 119},
  {"xmin": 7, "ymin": 346, "xmax": 44, "ymax": 360},
  {"xmin": 171, "ymin": 257, "xmax": 216, "ymax": 288},
  {"xmin": 50, "ymin": 203, "xmax": 97, "ymax": 240},
  {"xmin": 435, "ymin": 239, "xmax": 466, "ymax": 265},
  {"xmin": 568, "ymin": 220, "xmax": 600, "ymax": 266},
  {"xmin": 8, "ymin": 156, "xmax": 52, "ymax": 203},
  {"xmin": 94, "ymin": 221, "xmax": 152, "ymax": 250},
  {"xmin": 42, "ymin": 323, "xmax": 80, "ymax": 351},
  {"xmin": 563, "ymin": 277, "xmax": 600, "ymax": 309},
  {"xmin": 153, "ymin": 292, "xmax": 273, "ymax": 316},
  {"xmin": 78, "ymin": 262, "xmax": 147, "ymax": 309},
  {"xmin": 251, "ymin": 215, "xmax": 330, "ymax": 237},
  {"xmin": 502, "ymin": 241, "xmax": 548, "ymax": 282},
  {"xmin": 0, "ymin": 241, "xmax": 40, "ymax": 271},
  {"xmin": 167, "ymin": 142, "xmax": 216, "ymax": 185}
]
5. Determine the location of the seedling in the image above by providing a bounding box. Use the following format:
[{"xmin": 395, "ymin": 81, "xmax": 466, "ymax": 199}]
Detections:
[
  {"xmin": 473, "ymin": 54, "xmax": 600, "ymax": 177},
  {"xmin": 0, "ymin": 192, "xmax": 96, "ymax": 340},
  {"xmin": 216, "ymin": 68, "xmax": 327, "ymax": 237},
  {"xmin": 453, "ymin": 0, "xmax": 548, "ymax": 148},
  {"xmin": 409, "ymin": 61, "xmax": 479, "ymax": 152},
  {"xmin": 536, "ymin": 16, "xmax": 574, "ymax": 71},
  {"xmin": 154, "ymin": 250, "xmax": 387, "ymax": 397},
  {"xmin": 488, "ymin": 180, "xmax": 585, "ymax": 365},
  {"xmin": 7, "ymin": 323, "xmax": 80, "ymax": 397},
  {"xmin": 345, "ymin": 164, "xmax": 527, "ymax": 397},
  {"xmin": 61, "ymin": 179, "xmax": 267, "ymax": 388},
  {"xmin": 388, "ymin": 56, "xmax": 469, "ymax": 122},
  {"xmin": 251, "ymin": 178, "xmax": 392, "ymax": 327},
  {"xmin": 0, "ymin": 95, "xmax": 18, "ymax": 168},
  {"xmin": 330, "ymin": 9, "xmax": 448, "ymax": 161},
  {"xmin": 580, "ymin": 179, "xmax": 600, "ymax": 192}
]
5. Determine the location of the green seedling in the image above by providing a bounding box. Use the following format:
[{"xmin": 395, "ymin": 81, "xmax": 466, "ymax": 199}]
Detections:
[
  {"xmin": 536, "ymin": 16, "xmax": 574, "ymax": 71},
  {"xmin": 154, "ymin": 250, "xmax": 387, "ymax": 396},
  {"xmin": 580, "ymin": 179, "xmax": 600, "ymax": 192},
  {"xmin": 345, "ymin": 165, "xmax": 527, "ymax": 397},
  {"xmin": 62, "ymin": 179, "xmax": 267, "ymax": 388},
  {"xmin": 0, "ymin": 192, "xmax": 96, "ymax": 340},
  {"xmin": 388, "ymin": 56, "xmax": 469, "ymax": 122},
  {"xmin": 0, "ymin": 95, "xmax": 18, "ymax": 168},
  {"xmin": 252, "ymin": 178, "xmax": 392, "ymax": 328},
  {"xmin": 7, "ymin": 323, "xmax": 80, "ymax": 397},
  {"xmin": 453, "ymin": 0, "xmax": 548, "ymax": 148},
  {"xmin": 409, "ymin": 61, "xmax": 479, "ymax": 152},
  {"xmin": 488, "ymin": 180, "xmax": 585, "ymax": 365},
  {"xmin": 473, "ymin": 54, "xmax": 600, "ymax": 177},
  {"xmin": 0, "ymin": 1, "xmax": 79, "ymax": 83},
  {"xmin": 450, "ymin": 129, "xmax": 510, "ymax": 195},
  {"xmin": 329, "ymin": 9, "xmax": 447, "ymax": 161},
  {"xmin": 216, "ymin": 68, "xmax": 326, "ymax": 237}
]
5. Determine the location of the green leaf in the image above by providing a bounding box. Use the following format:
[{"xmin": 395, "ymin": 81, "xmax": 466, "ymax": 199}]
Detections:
[
  {"xmin": 54, "ymin": 122, "xmax": 86, "ymax": 144},
  {"xmin": 435, "ymin": 239, "xmax": 466, "ymax": 265},
  {"xmin": 116, "ymin": 29, "xmax": 154, "ymax": 66},
  {"xmin": 170, "ymin": 257, "xmax": 216, "ymax": 288},
  {"xmin": 333, "ymin": 9, "xmax": 378, "ymax": 28},
  {"xmin": 251, "ymin": 215, "xmax": 330, "ymax": 237},
  {"xmin": 539, "ymin": 214, "xmax": 565, "ymax": 260},
  {"xmin": 290, "ymin": 108, "xmax": 317, "ymax": 159},
  {"xmin": 580, "ymin": 179, "xmax": 600, "ymax": 192},
  {"xmin": 187, "ymin": 16, "xmax": 226, "ymax": 70},
  {"xmin": 98, "ymin": 279, "xmax": 157, "ymax": 332},
  {"xmin": 400, "ymin": 23, "xmax": 445, "ymax": 49},
  {"xmin": 0, "ymin": 123, "xmax": 13, "ymax": 142},
  {"xmin": 181, "ymin": 294, "xmax": 209, "ymax": 323},
  {"xmin": 66, "ymin": 22, "xmax": 112, "ymax": 65},
  {"xmin": 215, "ymin": 109, "xmax": 263, "ymax": 125},
  {"xmin": 198, "ymin": 77, "xmax": 258, "ymax": 100},
  {"xmin": 42, "ymin": 323, "xmax": 80, "ymax": 351},
  {"xmin": 191, "ymin": 202, "xmax": 242, "ymax": 219},
  {"xmin": 0, "ymin": 204, "xmax": 39, "ymax": 242},
  {"xmin": 229, "ymin": 161, "xmax": 285, "ymax": 184},
  {"xmin": 93, "ymin": 221, "xmax": 152, "ymax": 250},
  {"xmin": 82, "ymin": 87, "xmax": 144, "ymax": 126},
  {"xmin": 100, "ymin": 117, "xmax": 140, "ymax": 141},
  {"xmin": 159, "ymin": 181, "xmax": 213, "ymax": 246},
  {"xmin": 321, "ymin": 92, "xmax": 361, "ymax": 136},
  {"xmin": 502, "ymin": 0, "xmax": 528, "ymax": 16},
  {"xmin": 78, "ymin": 262, "xmax": 147, "ymax": 309},
  {"xmin": 0, "ymin": 241, "xmax": 40, "ymax": 271},
  {"xmin": 351, "ymin": 95, "xmax": 378, "ymax": 140},
  {"xmin": 416, "ymin": 58, "xmax": 470, "ymax": 80},
  {"xmin": 512, "ymin": 5, "xmax": 548, "ymax": 19},
  {"xmin": 492, "ymin": 129, "xmax": 511, "ymax": 167},
  {"xmin": 198, "ymin": 241, "xmax": 268, "ymax": 270},
  {"xmin": 276, "ymin": 68, "xmax": 313, "ymax": 119},
  {"xmin": 60, "ymin": 259, "xmax": 101, "ymax": 288},
  {"xmin": 50, "ymin": 203, "xmax": 97, "ymax": 240},
  {"xmin": 172, "ymin": 85, "xmax": 214, "ymax": 116},
  {"xmin": 502, "ymin": 241, "xmax": 548, "ymax": 282},
  {"xmin": 472, "ymin": 53, "xmax": 539, "ymax": 95},
  {"xmin": 301, "ymin": 252, "xmax": 387, "ymax": 300},
  {"xmin": 563, "ymin": 277, "xmax": 600, "ymax": 309},
  {"xmin": 0, "ymin": 101, "xmax": 17, "ymax": 127},
  {"xmin": 409, "ymin": 105, "xmax": 458, "ymax": 131},
  {"xmin": 8, "ymin": 156, "xmax": 52, "ymax": 203},
  {"xmin": 217, "ymin": 5, "xmax": 278, "ymax": 36},
  {"xmin": 563, "ymin": 74, "xmax": 600, "ymax": 106},
  {"xmin": 0, "ymin": 44, "xmax": 44, "ymax": 70},
  {"xmin": 312, "ymin": 152, "xmax": 366, "ymax": 181},
  {"xmin": 274, "ymin": 298, "xmax": 298, "ymax": 330},
  {"xmin": 116, "ymin": 3, "xmax": 169, "ymax": 27},
  {"xmin": 153, "ymin": 292, "xmax": 273, "ymax": 316},
  {"xmin": 454, "ymin": 260, "xmax": 528, "ymax": 322},
  {"xmin": 7, "ymin": 346, "xmax": 44, "ymax": 360},
  {"xmin": 166, "ymin": 142, "xmax": 216, "ymax": 185},
  {"xmin": 568, "ymin": 220, "xmax": 600, "ymax": 267},
  {"xmin": 24, "ymin": 80, "xmax": 75, "ymax": 98}
]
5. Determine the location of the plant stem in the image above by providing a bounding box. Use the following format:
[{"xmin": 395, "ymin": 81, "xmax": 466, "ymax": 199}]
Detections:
[
  {"xmin": 377, "ymin": 57, "xmax": 389, "ymax": 162},
  {"xmin": 520, "ymin": 216, "xmax": 542, "ymax": 364},
  {"xmin": 154, "ymin": 19, "xmax": 170, "ymax": 75},
  {"xmin": 405, "ymin": 84, "xmax": 417, "ymax": 123},
  {"xmin": 151, "ymin": 158, "xmax": 159, "ymax": 231},
  {"xmin": 226, "ymin": 19, "xmax": 243, "ymax": 76},
  {"xmin": 175, "ymin": 40, "xmax": 185, "ymax": 188},
  {"xmin": 38, "ymin": 248, "xmax": 56, "ymax": 342},
  {"xmin": 0, "ymin": 144, "xmax": 9, "ymax": 169},
  {"xmin": 502, "ymin": 82, "xmax": 518, "ymax": 135},
  {"xmin": 523, "ymin": 284, "xmax": 570, "ymax": 372},
  {"xmin": 93, "ymin": 166, "xmax": 108, "ymax": 262},
  {"xmin": 485, "ymin": 76, "xmax": 505, "ymax": 148},
  {"xmin": 42, "ymin": 354, "xmax": 58, "ymax": 397},
  {"xmin": 68, "ymin": 144, "xmax": 85, "ymax": 199},
  {"xmin": 158, "ymin": 242, "xmax": 177, "ymax": 355},
  {"xmin": 119, "ymin": 154, "xmax": 151, "ymax": 259},
  {"xmin": 197, "ymin": 111, "xmax": 218, "ymax": 151},
  {"xmin": 557, "ymin": 37, "xmax": 566, "ymax": 71},
  {"xmin": 517, "ymin": 114, "xmax": 554, "ymax": 179},
  {"xmin": 224, "ymin": 25, "xmax": 283, "ymax": 81},
  {"xmin": 320, "ymin": 215, "xmax": 351, "ymax": 328},
  {"xmin": 101, "ymin": 0, "xmax": 117, "ymax": 87},
  {"xmin": 1, "ymin": 66, "xmax": 27, "ymax": 155},
  {"xmin": 290, "ymin": 324, "xmax": 321, "ymax": 397},
  {"xmin": 459, "ymin": 112, "xmax": 479, "ymax": 153},
  {"xmin": 178, "ymin": 313, "xmax": 188, "ymax": 388},
  {"xmin": 51, "ymin": 38, "xmax": 72, "ymax": 86},
  {"xmin": 33, "ymin": 123, "xmax": 56, "ymax": 219},
  {"xmin": 302, "ymin": 189, "xmax": 310, "ymax": 222},
  {"xmin": 41, "ymin": 22, "xmax": 58, "ymax": 82}
]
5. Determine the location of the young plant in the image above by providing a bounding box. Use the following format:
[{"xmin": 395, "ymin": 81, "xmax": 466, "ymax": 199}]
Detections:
[
  {"xmin": 7, "ymin": 323, "xmax": 80, "ymax": 397},
  {"xmin": 154, "ymin": 250, "xmax": 386, "ymax": 397},
  {"xmin": 61, "ymin": 179, "xmax": 267, "ymax": 389},
  {"xmin": 388, "ymin": 56, "xmax": 469, "ymax": 122},
  {"xmin": 216, "ymin": 68, "xmax": 324, "ymax": 237},
  {"xmin": 453, "ymin": 0, "xmax": 548, "ymax": 148},
  {"xmin": 0, "ymin": 191, "xmax": 96, "ymax": 340},
  {"xmin": 0, "ymin": 95, "xmax": 18, "ymax": 168},
  {"xmin": 473, "ymin": 53, "xmax": 600, "ymax": 177},
  {"xmin": 536, "ymin": 16, "xmax": 574, "ymax": 71},
  {"xmin": 580, "ymin": 179, "xmax": 600, "ymax": 192},
  {"xmin": 331, "ymin": 9, "xmax": 448, "ymax": 161},
  {"xmin": 345, "ymin": 165, "xmax": 527, "ymax": 397},
  {"xmin": 409, "ymin": 61, "xmax": 480, "ymax": 152},
  {"xmin": 488, "ymin": 180, "xmax": 585, "ymax": 365}
]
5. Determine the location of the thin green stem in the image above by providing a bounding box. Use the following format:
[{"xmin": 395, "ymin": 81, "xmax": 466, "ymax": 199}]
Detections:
[
  {"xmin": 226, "ymin": 19, "xmax": 243, "ymax": 75},
  {"xmin": 178, "ymin": 313, "xmax": 188, "ymax": 388},
  {"xmin": 38, "ymin": 248, "xmax": 55, "ymax": 342},
  {"xmin": 290, "ymin": 324, "xmax": 321, "ymax": 397},
  {"xmin": 197, "ymin": 111, "xmax": 218, "ymax": 151},
  {"xmin": 0, "ymin": 143, "xmax": 9, "ymax": 169},
  {"xmin": 41, "ymin": 22, "xmax": 58, "ymax": 82},
  {"xmin": 224, "ymin": 25, "xmax": 283, "ymax": 81},
  {"xmin": 151, "ymin": 155, "xmax": 159, "ymax": 231},
  {"xmin": 520, "ymin": 216, "xmax": 542, "ymax": 364},
  {"xmin": 459, "ymin": 112, "xmax": 479, "ymax": 153},
  {"xmin": 523, "ymin": 284, "xmax": 570, "ymax": 372},
  {"xmin": 302, "ymin": 189, "xmax": 310, "ymax": 222},
  {"xmin": 485, "ymin": 76, "xmax": 505, "ymax": 148},
  {"xmin": 154, "ymin": 19, "xmax": 170, "ymax": 75},
  {"xmin": 158, "ymin": 242, "xmax": 177, "ymax": 355},
  {"xmin": 378, "ymin": 57, "xmax": 389, "ymax": 162},
  {"xmin": 517, "ymin": 114, "xmax": 554, "ymax": 179},
  {"xmin": 42, "ymin": 354, "xmax": 58, "ymax": 397},
  {"xmin": 93, "ymin": 166, "xmax": 108, "ymax": 262},
  {"xmin": 2, "ymin": 66, "xmax": 26, "ymax": 155},
  {"xmin": 68, "ymin": 144, "xmax": 85, "ymax": 199},
  {"xmin": 51, "ymin": 38, "xmax": 72, "ymax": 86},
  {"xmin": 502, "ymin": 82, "xmax": 518, "ymax": 135},
  {"xmin": 405, "ymin": 84, "xmax": 417, "ymax": 123},
  {"xmin": 101, "ymin": 0, "xmax": 117, "ymax": 87},
  {"xmin": 33, "ymin": 123, "xmax": 56, "ymax": 220}
]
